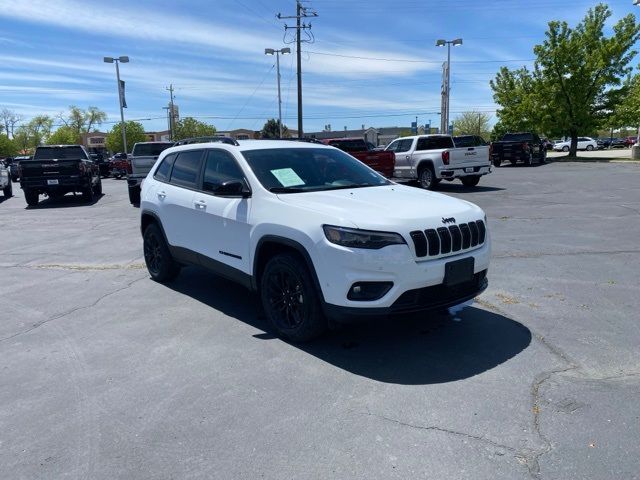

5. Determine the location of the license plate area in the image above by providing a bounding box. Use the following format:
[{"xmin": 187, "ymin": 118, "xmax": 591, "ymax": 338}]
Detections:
[
  {"xmin": 464, "ymin": 167, "xmax": 474, "ymax": 173},
  {"xmin": 47, "ymin": 179, "xmax": 59, "ymax": 185},
  {"xmin": 444, "ymin": 257, "xmax": 475, "ymax": 286}
]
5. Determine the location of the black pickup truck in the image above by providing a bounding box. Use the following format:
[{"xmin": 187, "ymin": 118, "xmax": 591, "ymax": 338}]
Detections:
[
  {"xmin": 490, "ymin": 132, "xmax": 547, "ymax": 167},
  {"xmin": 19, "ymin": 145, "xmax": 101, "ymax": 206}
]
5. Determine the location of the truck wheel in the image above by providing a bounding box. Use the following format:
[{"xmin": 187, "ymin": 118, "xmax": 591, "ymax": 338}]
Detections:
[
  {"xmin": 461, "ymin": 175, "xmax": 480, "ymax": 187},
  {"xmin": 418, "ymin": 165, "xmax": 439, "ymax": 190},
  {"xmin": 143, "ymin": 223, "xmax": 180, "ymax": 283},
  {"xmin": 128, "ymin": 186, "xmax": 141, "ymax": 206},
  {"xmin": 25, "ymin": 189, "xmax": 39, "ymax": 206},
  {"xmin": 260, "ymin": 253, "xmax": 327, "ymax": 342},
  {"xmin": 493, "ymin": 158, "xmax": 502, "ymax": 168},
  {"xmin": 94, "ymin": 177, "xmax": 102, "ymax": 196},
  {"xmin": 3, "ymin": 180, "xmax": 12, "ymax": 197},
  {"xmin": 82, "ymin": 184, "xmax": 94, "ymax": 202}
]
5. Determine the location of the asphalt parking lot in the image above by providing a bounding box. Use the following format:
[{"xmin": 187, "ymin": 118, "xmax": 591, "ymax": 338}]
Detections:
[{"xmin": 1, "ymin": 161, "xmax": 639, "ymax": 480}]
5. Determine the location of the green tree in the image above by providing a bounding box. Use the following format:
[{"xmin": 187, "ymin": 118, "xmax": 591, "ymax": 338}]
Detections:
[
  {"xmin": 12, "ymin": 126, "xmax": 31, "ymax": 152},
  {"xmin": 47, "ymin": 126, "xmax": 80, "ymax": 145},
  {"xmin": 105, "ymin": 121, "xmax": 147, "ymax": 153},
  {"xmin": 260, "ymin": 118, "xmax": 288, "ymax": 139},
  {"xmin": 0, "ymin": 134, "xmax": 17, "ymax": 156},
  {"xmin": 453, "ymin": 111, "xmax": 492, "ymax": 138},
  {"xmin": 58, "ymin": 105, "xmax": 107, "ymax": 138},
  {"xmin": 0, "ymin": 108, "xmax": 23, "ymax": 138},
  {"xmin": 173, "ymin": 117, "xmax": 216, "ymax": 140},
  {"xmin": 27, "ymin": 115, "xmax": 54, "ymax": 146},
  {"xmin": 491, "ymin": 4, "xmax": 640, "ymax": 156}
]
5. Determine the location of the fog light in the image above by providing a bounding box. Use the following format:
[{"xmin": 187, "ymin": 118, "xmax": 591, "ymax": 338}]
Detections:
[{"xmin": 347, "ymin": 282, "xmax": 393, "ymax": 301}]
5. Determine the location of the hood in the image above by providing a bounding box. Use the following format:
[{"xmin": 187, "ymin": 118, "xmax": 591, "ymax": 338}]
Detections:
[{"xmin": 277, "ymin": 184, "xmax": 484, "ymax": 230}]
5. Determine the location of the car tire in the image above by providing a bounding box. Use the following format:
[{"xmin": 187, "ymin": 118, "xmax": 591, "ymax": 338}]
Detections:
[
  {"xmin": 586, "ymin": 145, "xmax": 594, "ymax": 151},
  {"xmin": 3, "ymin": 180, "xmax": 12, "ymax": 197},
  {"xmin": 461, "ymin": 175, "xmax": 480, "ymax": 187},
  {"xmin": 562, "ymin": 146, "xmax": 569, "ymax": 152},
  {"xmin": 417, "ymin": 165, "xmax": 439, "ymax": 190},
  {"xmin": 24, "ymin": 189, "xmax": 39, "ymax": 206},
  {"xmin": 143, "ymin": 223, "xmax": 180, "ymax": 283},
  {"xmin": 82, "ymin": 183, "xmax": 94, "ymax": 202},
  {"xmin": 128, "ymin": 186, "xmax": 141, "ymax": 206},
  {"xmin": 94, "ymin": 177, "xmax": 102, "ymax": 196},
  {"xmin": 493, "ymin": 158, "xmax": 501, "ymax": 168},
  {"xmin": 260, "ymin": 253, "xmax": 327, "ymax": 342}
]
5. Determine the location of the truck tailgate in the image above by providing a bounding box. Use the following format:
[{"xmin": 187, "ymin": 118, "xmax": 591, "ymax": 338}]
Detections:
[
  {"xmin": 20, "ymin": 159, "xmax": 81, "ymax": 178},
  {"xmin": 131, "ymin": 156, "xmax": 158, "ymax": 176},
  {"xmin": 351, "ymin": 151, "xmax": 395, "ymax": 177},
  {"xmin": 450, "ymin": 146, "xmax": 490, "ymax": 167}
]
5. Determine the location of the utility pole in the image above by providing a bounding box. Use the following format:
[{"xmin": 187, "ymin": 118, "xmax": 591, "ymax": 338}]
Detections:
[
  {"xmin": 277, "ymin": 1, "xmax": 318, "ymax": 138},
  {"xmin": 166, "ymin": 84, "xmax": 175, "ymax": 140}
]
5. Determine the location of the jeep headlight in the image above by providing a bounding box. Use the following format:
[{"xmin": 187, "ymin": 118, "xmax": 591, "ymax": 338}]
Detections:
[{"xmin": 323, "ymin": 225, "xmax": 406, "ymax": 249}]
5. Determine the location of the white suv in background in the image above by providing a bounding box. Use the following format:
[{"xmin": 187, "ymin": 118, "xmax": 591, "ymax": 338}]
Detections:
[
  {"xmin": 140, "ymin": 140, "xmax": 491, "ymax": 341},
  {"xmin": 552, "ymin": 137, "xmax": 597, "ymax": 152}
]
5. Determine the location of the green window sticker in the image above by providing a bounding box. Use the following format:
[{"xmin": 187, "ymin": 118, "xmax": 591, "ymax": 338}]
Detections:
[{"xmin": 270, "ymin": 168, "xmax": 305, "ymax": 187}]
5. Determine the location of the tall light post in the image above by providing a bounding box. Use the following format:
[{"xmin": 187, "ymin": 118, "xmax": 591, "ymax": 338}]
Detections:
[
  {"xmin": 265, "ymin": 47, "xmax": 291, "ymax": 138},
  {"xmin": 103, "ymin": 55, "xmax": 129, "ymax": 153},
  {"xmin": 436, "ymin": 38, "xmax": 462, "ymax": 135}
]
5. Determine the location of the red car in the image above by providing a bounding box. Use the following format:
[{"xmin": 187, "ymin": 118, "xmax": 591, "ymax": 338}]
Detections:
[
  {"xmin": 624, "ymin": 136, "xmax": 637, "ymax": 147},
  {"xmin": 319, "ymin": 138, "xmax": 395, "ymax": 177}
]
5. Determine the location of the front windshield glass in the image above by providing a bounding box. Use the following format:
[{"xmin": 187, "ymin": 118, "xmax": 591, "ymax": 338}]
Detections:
[{"xmin": 241, "ymin": 147, "xmax": 390, "ymax": 193}]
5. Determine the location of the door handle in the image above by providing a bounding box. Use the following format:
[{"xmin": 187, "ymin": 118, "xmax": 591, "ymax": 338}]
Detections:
[
  {"xmin": 157, "ymin": 191, "xmax": 166, "ymax": 199},
  {"xmin": 405, "ymin": 155, "xmax": 410, "ymax": 159},
  {"xmin": 194, "ymin": 200, "xmax": 206, "ymax": 210}
]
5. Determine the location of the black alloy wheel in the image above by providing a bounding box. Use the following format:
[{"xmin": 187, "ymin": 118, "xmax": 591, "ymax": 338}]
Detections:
[
  {"xmin": 143, "ymin": 223, "xmax": 179, "ymax": 282},
  {"xmin": 261, "ymin": 253, "xmax": 326, "ymax": 342}
]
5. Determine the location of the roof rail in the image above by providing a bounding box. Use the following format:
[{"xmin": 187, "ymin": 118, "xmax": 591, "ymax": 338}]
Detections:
[{"xmin": 173, "ymin": 136, "xmax": 240, "ymax": 146}]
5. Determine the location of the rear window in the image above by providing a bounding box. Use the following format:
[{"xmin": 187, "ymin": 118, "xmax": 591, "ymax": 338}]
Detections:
[
  {"xmin": 132, "ymin": 143, "xmax": 173, "ymax": 157},
  {"xmin": 416, "ymin": 136, "xmax": 454, "ymax": 151},
  {"xmin": 34, "ymin": 146, "xmax": 86, "ymax": 160},
  {"xmin": 454, "ymin": 136, "xmax": 488, "ymax": 147},
  {"xmin": 501, "ymin": 133, "xmax": 533, "ymax": 142},
  {"xmin": 328, "ymin": 139, "xmax": 366, "ymax": 152}
]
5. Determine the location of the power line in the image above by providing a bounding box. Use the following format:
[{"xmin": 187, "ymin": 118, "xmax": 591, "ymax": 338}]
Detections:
[{"xmin": 304, "ymin": 50, "xmax": 534, "ymax": 64}]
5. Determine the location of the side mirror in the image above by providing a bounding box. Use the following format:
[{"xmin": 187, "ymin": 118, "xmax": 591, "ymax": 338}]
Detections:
[{"xmin": 214, "ymin": 180, "xmax": 251, "ymax": 198}]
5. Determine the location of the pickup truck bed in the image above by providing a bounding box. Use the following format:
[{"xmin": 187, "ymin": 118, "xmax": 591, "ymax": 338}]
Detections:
[{"xmin": 320, "ymin": 138, "xmax": 395, "ymax": 177}]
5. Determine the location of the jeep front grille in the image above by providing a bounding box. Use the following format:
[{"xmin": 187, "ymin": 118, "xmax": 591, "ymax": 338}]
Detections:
[{"xmin": 409, "ymin": 220, "xmax": 486, "ymax": 258}]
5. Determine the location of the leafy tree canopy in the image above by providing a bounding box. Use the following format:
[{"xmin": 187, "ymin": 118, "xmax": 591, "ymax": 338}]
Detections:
[
  {"xmin": 260, "ymin": 119, "xmax": 288, "ymax": 139},
  {"xmin": 105, "ymin": 121, "xmax": 147, "ymax": 153},
  {"xmin": 453, "ymin": 111, "xmax": 492, "ymax": 139},
  {"xmin": 491, "ymin": 4, "xmax": 640, "ymax": 155},
  {"xmin": 173, "ymin": 117, "xmax": 216, "ymax": 140},
  {"xmin": 47, "ymin": 126, "xmax": 81, "ymax": 145},
  {"xmin": 0, "ymin": 134, "xmax": 17, "ymax": 157}
]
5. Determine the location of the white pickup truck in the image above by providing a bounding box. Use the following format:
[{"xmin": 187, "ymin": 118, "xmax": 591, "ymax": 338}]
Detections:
[{"xmin": 385, "ymin": 134, "xmax": 491, "ymax": 189}]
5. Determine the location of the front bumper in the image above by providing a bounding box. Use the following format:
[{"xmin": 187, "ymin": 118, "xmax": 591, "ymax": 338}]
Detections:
[{"xmin": 313, "ymin": 235, "xmax": 491, "ymax": 317}]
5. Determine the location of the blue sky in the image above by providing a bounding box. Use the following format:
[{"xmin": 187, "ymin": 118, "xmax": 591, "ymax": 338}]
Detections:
[{"xmin": 0, "ymin": 0, "xmax": 637, "ymax": 135}]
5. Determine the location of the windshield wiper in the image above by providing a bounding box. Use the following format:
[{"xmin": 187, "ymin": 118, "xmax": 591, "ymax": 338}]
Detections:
[
  {"xmin": 269, "ymin": 187, "xmax": 306, "ymax": 193},
  {"xmin": 324, "ymin": 183, "xmax": 379, "ymax": 190}
]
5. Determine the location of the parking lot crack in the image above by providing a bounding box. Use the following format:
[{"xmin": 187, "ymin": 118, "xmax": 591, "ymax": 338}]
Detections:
[
  {"xmin": 0, "ymin": 275, "xmax": 148, "ymax": 343},
  {"xmin": 361, "ymin": 411, "xmax": 519, "ymax": 453}
]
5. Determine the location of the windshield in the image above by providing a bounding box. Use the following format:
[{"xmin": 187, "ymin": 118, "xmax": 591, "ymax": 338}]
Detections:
[
  {"xmin": 132, "ymin": 143, "xmax": 173, "ymax": 157},
  {"xmin": 241, "ymin": 147, "xmax": 390, "ymax": 193},
  {"xmin": 501, "ymin": 133, "xmax": 533, "ymax": 142},
  {"xmin": 34, "ymin": 146, "xmax": 86, "ymax": 160}
]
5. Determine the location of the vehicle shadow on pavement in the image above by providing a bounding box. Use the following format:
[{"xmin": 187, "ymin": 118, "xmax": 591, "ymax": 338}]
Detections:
[
  {"xmin": 25, "ymin": 193, "xmax": 105, "ymax": 209},
  {"xmin": 168, "ymin": 267, "xmax": 532, "ymax": 385}
]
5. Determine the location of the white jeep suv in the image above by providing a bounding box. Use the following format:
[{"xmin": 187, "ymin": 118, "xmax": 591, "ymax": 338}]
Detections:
[{"xmin": 140, "ymin": 140, "xmax": 490, "ymax": 341}]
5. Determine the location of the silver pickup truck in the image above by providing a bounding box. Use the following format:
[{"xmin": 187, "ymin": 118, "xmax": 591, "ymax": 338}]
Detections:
[
  {"xmin": 385, "ymin": 134, "xmax": 491, "ymax": 189},
  {"xmin": 127, "ymin": 141, "xmax": 174, "ymax": 205}
]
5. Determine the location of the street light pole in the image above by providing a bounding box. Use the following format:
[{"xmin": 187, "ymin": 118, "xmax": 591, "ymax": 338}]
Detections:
[
  {"xmin": 265, "ymin": 48, "xmax": 291, "ymax": 138},
  {"xmin": 103, "ymin": 55, "xmax": 130, "ymax": 154},
  {"xmin": 436, "ymin": 38, "xmax": 462, "ymax": 135}
]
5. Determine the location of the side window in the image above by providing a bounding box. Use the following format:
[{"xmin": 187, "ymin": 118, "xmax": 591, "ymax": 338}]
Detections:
[
  {"xmin": 169, "ymin": 150, "xmax": 204, "ymax": 188},
  {"xmin": 385, "ymin": 139, "xmax": 400, "ymax": 152},
  {"xmin": 154, "ymin": 153, "xmax": 177, "ymax": 182},
  {"xmin": 202, "ymin": 150, "xmax": 245, "ymax": 193},
  {"xmin": 395, "ymin": 139, "xmax": 414, "ymax": 153}
]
